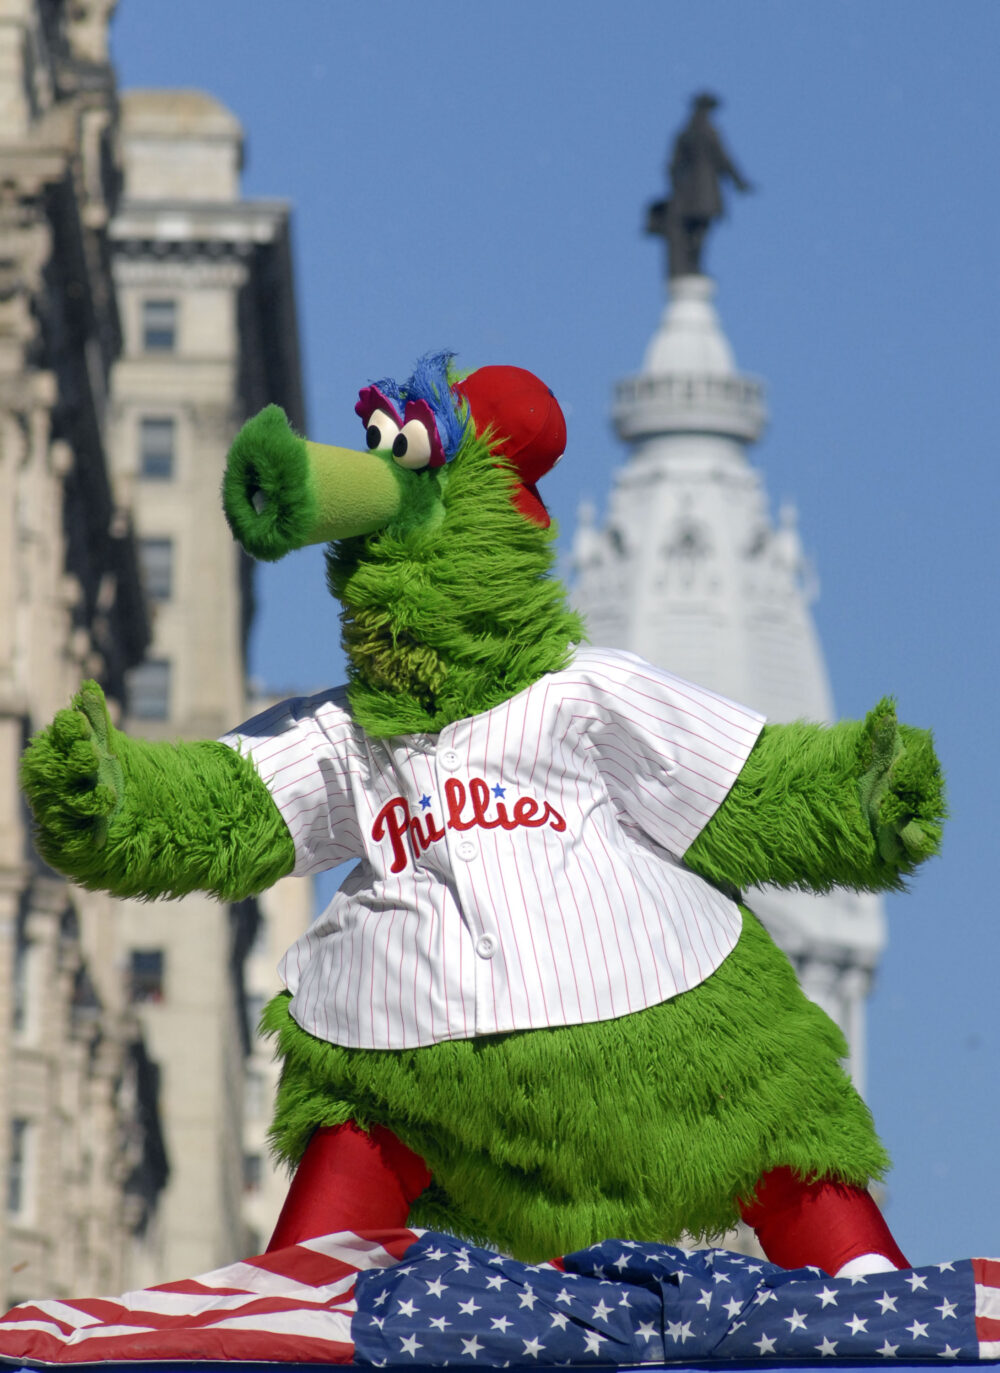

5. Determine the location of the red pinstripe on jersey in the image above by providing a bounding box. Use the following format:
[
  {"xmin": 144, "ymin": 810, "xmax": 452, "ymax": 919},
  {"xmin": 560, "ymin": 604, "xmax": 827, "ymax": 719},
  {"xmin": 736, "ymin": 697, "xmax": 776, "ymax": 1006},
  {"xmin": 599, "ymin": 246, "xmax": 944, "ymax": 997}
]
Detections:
[{"xmin": 219, "ymin": 649, "xmax": 764, "ymax": 1050}]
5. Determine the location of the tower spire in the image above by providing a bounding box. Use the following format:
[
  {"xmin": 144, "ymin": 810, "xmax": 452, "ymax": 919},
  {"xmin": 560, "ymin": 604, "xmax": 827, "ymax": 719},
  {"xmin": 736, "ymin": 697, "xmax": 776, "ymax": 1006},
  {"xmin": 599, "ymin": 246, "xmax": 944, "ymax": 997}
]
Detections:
[{"xmin": 572, "ymin": 99, "xmax": 885, "ymax": 1089}]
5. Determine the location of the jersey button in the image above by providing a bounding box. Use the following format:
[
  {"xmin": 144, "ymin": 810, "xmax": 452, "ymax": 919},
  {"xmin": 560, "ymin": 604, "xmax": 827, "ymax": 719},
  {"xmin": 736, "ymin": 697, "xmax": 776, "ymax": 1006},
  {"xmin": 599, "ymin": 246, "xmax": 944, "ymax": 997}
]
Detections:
[
  {"xmin": 476, "ymin": 933, "xmax": 497, "ymax": 959},
  {"xmin": 456, "ymin": 838, "xmax": 478, "ymax": 862},
  {"xmin": 440, "ymin": 748, "xmax": 461, "ymax": 772}
]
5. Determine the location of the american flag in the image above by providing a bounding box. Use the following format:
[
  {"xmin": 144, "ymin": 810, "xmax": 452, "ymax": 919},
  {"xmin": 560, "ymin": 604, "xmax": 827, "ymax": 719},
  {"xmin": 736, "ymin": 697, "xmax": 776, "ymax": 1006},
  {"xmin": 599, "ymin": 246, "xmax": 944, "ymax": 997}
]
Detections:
[{"xmin": 1, "ymin": 1229, "xmax": 998, "ymax": 1367}]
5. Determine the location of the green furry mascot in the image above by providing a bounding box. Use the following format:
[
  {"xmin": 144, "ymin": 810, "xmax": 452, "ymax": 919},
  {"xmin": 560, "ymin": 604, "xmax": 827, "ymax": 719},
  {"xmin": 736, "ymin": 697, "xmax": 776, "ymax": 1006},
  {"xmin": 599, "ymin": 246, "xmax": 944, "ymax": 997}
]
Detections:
[{"xmin": 21, "ymin": 353, "xmax": 944, "ymax": 1278}]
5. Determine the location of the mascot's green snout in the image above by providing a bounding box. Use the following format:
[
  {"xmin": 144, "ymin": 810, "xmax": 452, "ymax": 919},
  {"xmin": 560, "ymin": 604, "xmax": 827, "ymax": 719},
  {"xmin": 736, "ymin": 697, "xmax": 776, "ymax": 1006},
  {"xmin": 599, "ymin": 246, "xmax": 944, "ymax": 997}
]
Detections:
[
  {"xmin": 223, "ymin": 405, "xmax": 408, "ymax": 554},
  {"xmin": 21, "ymin": 350, "xmax": 945, "ymax": 1277}
]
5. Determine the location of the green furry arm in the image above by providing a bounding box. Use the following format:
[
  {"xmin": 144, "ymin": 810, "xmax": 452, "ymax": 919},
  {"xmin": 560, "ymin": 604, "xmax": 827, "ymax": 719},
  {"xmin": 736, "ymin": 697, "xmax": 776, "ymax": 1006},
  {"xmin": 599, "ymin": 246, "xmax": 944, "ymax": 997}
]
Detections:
[
  {"xmin": 683, "ymin": 699, "xmax": 945, "ymax": 894},
  {"xmin": 20, "ymin": 681, "xmax": 296, "ymax": 901}
]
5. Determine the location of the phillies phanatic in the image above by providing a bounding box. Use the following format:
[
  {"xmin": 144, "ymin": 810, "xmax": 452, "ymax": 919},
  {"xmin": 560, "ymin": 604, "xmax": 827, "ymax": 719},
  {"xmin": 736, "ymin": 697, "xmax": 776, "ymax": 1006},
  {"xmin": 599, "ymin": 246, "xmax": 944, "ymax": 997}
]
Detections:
[{"xmin": 21, "ymin": 352, "xmax": 944, "ymax": 1278}]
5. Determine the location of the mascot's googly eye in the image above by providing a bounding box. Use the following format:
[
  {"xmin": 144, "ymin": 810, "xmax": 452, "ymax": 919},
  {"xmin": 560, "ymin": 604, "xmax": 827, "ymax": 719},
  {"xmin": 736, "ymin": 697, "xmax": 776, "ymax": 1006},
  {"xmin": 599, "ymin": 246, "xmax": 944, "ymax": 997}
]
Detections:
[
  {"xmin": 365, "ymin": 409, "xmax": 400, "ymax": 453},
  {"xmin": 391, "ymin": 418, "xmax": 434, "ymax": 470}
]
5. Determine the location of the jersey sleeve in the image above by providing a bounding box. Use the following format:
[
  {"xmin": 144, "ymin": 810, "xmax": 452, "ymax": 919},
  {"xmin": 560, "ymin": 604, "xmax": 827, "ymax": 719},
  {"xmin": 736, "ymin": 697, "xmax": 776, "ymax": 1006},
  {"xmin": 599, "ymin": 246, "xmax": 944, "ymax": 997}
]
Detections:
[
  {"xmin": 580, "ymin": 648, "xmax": 766, "ymax": 859},
  {"xmin": 218, "ymin": 688, "xmax": 366, "ymax": 877}
]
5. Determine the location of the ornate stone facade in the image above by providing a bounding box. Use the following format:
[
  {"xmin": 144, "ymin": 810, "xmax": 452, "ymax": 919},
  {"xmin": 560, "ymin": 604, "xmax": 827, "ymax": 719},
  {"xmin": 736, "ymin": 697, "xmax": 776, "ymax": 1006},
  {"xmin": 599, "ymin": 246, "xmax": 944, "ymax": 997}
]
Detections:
[
  {"xmin": 0, "ymin": 2, "xmax": 309, "ymax": 1301},
  {"xmin": 0, "ymin": 0, "xmax": 166, "ymax": 1309}
]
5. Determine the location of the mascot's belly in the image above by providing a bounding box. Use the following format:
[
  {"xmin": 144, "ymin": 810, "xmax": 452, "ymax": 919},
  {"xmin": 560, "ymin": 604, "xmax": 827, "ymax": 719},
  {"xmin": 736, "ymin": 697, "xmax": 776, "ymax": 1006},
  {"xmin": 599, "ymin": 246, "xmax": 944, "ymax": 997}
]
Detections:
[{"xmin": 263, "ymin": 908, "xmax": 888, "ymax": 1262}]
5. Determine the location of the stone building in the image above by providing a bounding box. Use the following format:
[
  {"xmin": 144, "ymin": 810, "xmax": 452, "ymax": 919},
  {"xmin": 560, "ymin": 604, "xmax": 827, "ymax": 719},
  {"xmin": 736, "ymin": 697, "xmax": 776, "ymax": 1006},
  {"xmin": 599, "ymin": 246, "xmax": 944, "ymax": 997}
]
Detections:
[
  {"xmin": 0, "ymin": 0, "xmax": 311, "ymax": 1304},
  {"xmin": 0, "ymin": 0, "xmax": 166, "ymax": 1308},
  {"xmin": 106, "ymin": 88, "xmax": 310, "ymax": 1280},
  {"xmin": 573, "ymin": 272, "xmax": 885, "ymax": 1093}
]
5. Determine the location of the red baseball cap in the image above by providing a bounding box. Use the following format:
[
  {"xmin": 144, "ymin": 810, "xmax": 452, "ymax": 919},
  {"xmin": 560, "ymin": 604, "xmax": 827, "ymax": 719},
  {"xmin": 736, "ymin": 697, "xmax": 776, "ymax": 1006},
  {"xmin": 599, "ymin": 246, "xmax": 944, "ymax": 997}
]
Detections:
[{"xmin": 452, "ymin": 366, "xmax": 566, "ymax": 527}]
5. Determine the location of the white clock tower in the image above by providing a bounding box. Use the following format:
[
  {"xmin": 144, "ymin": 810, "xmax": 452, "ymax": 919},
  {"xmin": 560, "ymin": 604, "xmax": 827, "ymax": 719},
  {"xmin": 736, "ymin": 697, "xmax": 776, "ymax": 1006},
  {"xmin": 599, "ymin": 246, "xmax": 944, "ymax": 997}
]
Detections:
[{"xmin": 572, "ymin": 268, "xmax": 885, "ymax": 1093}]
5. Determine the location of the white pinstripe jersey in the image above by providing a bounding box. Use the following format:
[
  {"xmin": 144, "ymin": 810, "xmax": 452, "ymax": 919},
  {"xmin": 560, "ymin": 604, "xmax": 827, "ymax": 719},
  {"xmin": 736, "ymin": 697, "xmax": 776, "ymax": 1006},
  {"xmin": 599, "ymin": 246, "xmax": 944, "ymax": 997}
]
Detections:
[{"xmin": 220, "ymin": 647, "xmax": 765, "ymax": 1050}]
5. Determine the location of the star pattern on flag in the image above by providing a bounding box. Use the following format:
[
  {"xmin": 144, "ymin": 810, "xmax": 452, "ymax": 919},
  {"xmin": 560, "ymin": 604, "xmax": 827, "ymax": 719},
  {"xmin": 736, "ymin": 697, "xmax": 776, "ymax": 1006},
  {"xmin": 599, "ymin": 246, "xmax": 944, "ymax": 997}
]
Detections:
[
  {"xmin": 356, "ymin": 1235, "xmax": 662, "ymax": 1366},
  {"xmin": 353, "ymin": 1234, "xmax": 995, "ymax": 1366}
]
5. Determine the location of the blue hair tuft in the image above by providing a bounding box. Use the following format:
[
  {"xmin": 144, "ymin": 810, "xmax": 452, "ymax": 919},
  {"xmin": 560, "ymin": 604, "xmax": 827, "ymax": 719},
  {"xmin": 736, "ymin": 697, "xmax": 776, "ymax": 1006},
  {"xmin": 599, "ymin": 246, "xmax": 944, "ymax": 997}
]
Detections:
[{"xmin": 370, "ymin": 351, "xmax": 467, "ymax": 460}]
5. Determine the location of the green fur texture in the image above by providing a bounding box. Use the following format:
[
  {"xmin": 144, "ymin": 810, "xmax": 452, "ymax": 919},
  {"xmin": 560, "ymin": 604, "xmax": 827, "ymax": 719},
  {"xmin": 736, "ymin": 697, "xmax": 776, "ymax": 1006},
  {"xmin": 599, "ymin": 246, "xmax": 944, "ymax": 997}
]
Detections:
[
  {"xmin": 223, "ymin": 405, "xmax": 317, "ymax": 562},
  {"xmin": 20, "ymin": 681, "xmax": 295, "ymax": 900},
  {"xmin": 685, "ymin": 701, "xmax": 944, "ymax": 895},
  {"xmin": 326, "ymin": 429, "xmax": 584, "ymax": 737},
  {"xmin": 262, "ymin": 908, "xmax": 887, "ymax": 1262}
]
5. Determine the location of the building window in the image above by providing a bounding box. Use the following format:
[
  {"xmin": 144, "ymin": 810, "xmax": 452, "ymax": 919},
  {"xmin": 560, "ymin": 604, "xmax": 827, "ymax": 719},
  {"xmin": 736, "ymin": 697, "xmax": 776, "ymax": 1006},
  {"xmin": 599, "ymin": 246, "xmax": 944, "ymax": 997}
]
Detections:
[
  {"xmin": 244, "ymin": 992, "xmax": 266, "ymax": 1034},
  {"xmin": 242, "ymin": 1152, "xmax": 263, "ymax": 1194},
  {"xmin": 7, "ymin": 1119, "xmax": 31, "ymax": 1218},
  {"xmin": 139, "ymin": 537, "xmax": 173, "ymax": 601},
  {"xmin": 71, "ymin": 964, "xmax": 102, "ymax": 1033},
  {"xmin": 126, "ymin": 659, "xmax": 171, "ymax": 720},
  {"xmin": 142, "ymin": 298, "xmax": 177, "ymax": 351},
  {"xmin": 129, "ymin": 949, "xmax": 165, "ymax": 1004},
  {"xmin": 12, "ymin": 912, "xmax": 34, "ymax": 1039},
  {"xmin": 139, "ymin": 417, "xmax": 175, "ymax": 480},
  {"xmin": 245, "ymin": 1069, "xmax": 268, "ymax": 1121}
]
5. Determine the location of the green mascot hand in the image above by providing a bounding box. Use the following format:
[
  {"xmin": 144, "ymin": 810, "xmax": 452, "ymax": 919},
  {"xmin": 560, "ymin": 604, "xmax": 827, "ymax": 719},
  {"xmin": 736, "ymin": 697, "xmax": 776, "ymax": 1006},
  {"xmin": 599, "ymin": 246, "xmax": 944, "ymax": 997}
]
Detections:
[
  {"xmin": 22, "ymin": 681, "xmax": 296, "ymax": 900},
  {"xmin": 857, "ymin": 699, "xmax": 944, "ymax": 869},
  {"xmin": 21, "ymin": 680, "xmax": 124, "ymax": 859}
]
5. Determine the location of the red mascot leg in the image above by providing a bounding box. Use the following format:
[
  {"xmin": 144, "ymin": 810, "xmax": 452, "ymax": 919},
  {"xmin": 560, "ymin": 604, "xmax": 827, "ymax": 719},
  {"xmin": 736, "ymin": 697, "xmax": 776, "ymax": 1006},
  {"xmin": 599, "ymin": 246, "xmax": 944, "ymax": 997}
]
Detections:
[
  {"xmin": 266, "ymin": 1121, "xmax": 431, "ymax": 1252},
  {"xmin": 739, "ymin": 1166, "xmax": 910, "ymax": 1276}
]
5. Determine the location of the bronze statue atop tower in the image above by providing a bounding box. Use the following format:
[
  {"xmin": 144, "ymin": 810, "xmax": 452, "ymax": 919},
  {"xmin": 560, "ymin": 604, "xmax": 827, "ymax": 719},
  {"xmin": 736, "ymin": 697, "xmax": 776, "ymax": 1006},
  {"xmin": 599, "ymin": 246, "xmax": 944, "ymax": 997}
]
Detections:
[{"xmin": 646, "ymin": 92, "xmax": 752, "ymax": 278}]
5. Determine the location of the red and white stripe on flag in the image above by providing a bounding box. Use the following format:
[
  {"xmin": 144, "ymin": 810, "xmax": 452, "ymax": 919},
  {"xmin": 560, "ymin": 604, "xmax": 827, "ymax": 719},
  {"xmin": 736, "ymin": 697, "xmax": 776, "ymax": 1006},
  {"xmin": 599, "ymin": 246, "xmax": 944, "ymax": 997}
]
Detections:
[
  {"xmin": 976, "ymin": 1258, "xmax": 1000, "ymax": 1359},
  {"xmin": 0, "ymin": 1229, "xmax": 419, "ymax": 1366}
]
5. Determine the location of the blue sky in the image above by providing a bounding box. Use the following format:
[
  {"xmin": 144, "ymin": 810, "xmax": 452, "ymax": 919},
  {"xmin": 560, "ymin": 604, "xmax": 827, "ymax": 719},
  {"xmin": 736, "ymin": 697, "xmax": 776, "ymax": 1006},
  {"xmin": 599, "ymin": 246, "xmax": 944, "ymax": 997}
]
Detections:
[{"xmin": 111, "ymin": 2, "xmax": 1000, "ymax": 1266}]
